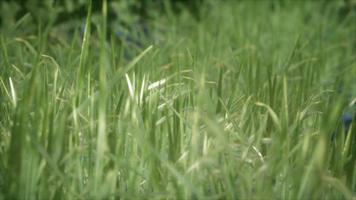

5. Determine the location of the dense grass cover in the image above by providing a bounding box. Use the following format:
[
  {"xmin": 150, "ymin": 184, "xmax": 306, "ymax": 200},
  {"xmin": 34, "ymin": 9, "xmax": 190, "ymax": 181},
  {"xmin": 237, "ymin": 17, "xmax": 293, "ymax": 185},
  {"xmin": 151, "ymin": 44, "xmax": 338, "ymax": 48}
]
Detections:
[{"xmin": 0, "ymin": 1, "xmax": 355, "ymax": 199}]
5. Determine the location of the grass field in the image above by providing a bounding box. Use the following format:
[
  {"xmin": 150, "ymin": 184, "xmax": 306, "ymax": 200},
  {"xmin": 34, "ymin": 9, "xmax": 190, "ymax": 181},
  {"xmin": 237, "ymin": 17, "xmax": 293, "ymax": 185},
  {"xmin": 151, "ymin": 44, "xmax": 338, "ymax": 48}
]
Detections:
[{"xmin": 0, "ymin": 1, "xmax": 355, "ymax": 199}]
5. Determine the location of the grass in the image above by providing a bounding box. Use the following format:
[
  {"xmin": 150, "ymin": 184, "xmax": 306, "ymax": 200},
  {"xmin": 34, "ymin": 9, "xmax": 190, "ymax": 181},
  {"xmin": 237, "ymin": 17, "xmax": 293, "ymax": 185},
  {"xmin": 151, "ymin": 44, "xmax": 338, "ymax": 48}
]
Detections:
[{"xmin": 0, "ymin": 1, "xmax": 356, "ymax": 199}]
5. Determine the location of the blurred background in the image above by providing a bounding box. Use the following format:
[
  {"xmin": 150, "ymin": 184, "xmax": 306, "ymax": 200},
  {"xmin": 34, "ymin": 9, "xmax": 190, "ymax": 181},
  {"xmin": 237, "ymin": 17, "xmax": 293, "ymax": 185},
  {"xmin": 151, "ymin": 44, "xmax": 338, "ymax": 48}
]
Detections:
[
  {"xmin": 1, "ymin": 0, "xmax": 355, "ymax": 37},
  {"xmin": 0, "ymin": 0, "xmax": 204, "ymax": 36}
]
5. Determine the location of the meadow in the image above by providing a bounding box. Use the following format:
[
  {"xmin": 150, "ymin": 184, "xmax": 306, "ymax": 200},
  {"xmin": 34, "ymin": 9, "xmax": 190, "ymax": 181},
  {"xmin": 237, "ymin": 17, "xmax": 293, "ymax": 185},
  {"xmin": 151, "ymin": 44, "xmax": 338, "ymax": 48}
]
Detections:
[{"xmin": 0, "ymin": 1, "xmax": 355, "ymax": 199}]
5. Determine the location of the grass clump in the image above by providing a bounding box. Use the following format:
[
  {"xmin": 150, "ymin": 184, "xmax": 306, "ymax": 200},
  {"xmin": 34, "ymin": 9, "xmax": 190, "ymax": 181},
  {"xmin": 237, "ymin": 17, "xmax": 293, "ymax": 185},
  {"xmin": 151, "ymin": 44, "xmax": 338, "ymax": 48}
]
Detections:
[{"xmin": 0, "ymin": 1, "xmax": 355, "ymax": 199}]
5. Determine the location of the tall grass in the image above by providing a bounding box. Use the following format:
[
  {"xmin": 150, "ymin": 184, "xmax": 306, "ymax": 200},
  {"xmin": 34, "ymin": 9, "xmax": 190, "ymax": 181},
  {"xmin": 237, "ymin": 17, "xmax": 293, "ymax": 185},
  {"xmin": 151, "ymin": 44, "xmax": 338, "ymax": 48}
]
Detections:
[{"xmin": 0, "ymin": 1, "xmax": 355, "ymax": 199}]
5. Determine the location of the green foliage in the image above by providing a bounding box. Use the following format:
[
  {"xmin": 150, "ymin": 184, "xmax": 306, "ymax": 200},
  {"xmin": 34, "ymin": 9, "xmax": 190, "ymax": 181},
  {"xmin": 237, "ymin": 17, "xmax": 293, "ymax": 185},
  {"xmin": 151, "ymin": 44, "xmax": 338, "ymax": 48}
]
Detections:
[
  {"xmin": 0, "ymin": 0, "xmax": 355, "ymax": 199},
  {"xmin": 0, "ymin": 0, "xmax": 206, "ymax": 31}
]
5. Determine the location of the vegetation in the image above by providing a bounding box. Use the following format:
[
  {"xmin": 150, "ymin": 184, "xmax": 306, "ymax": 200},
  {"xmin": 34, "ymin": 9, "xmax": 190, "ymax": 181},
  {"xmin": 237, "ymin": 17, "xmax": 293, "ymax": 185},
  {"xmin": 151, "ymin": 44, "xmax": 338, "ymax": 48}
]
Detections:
[{"xmin": 0, "ymin": 0, "xmax": 355, "ymax": 199}]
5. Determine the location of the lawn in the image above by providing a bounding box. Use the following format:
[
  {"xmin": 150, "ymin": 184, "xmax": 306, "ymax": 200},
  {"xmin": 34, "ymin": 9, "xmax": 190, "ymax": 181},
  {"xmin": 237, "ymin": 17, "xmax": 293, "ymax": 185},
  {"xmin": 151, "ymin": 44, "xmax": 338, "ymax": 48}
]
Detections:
[{"xmin": 0, "ymin": 0, "xmax": 355, "ymax": 199}]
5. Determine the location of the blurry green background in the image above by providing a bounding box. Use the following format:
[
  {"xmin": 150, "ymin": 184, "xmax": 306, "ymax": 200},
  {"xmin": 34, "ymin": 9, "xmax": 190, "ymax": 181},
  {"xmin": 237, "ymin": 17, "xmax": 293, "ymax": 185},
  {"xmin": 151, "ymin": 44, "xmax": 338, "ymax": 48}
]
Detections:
[
  {"xmin": 0, "ymin": 0, "xmax": 204, "ymax": 34},
  {"xmin": 1, "ymin": 0, "xmax": 355, "ymax": 37}
]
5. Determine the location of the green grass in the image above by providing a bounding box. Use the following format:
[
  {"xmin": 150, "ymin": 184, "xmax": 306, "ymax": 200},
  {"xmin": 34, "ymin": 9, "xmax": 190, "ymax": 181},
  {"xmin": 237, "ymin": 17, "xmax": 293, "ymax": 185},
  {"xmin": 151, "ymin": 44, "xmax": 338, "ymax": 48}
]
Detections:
[{"xmin": 1, "ymin": 1, "xmax": 356, "ymax": 199}]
